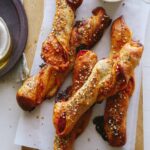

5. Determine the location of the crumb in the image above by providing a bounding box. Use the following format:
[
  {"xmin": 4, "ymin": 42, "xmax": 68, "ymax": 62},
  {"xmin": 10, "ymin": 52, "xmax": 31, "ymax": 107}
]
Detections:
[
  {"xmin": 122, "ymin": 3, "xmax": 125, "ymax": 6},
  {"xmin": 41, "ymin": 116, "xmax": 44, "ymax": 120},
  {"xmin": 36, "ymin": 116, "xmax": 39, "ymax": 119},
  {"xmin": 39, "ymin": 63, "xmax": 46, "ymax": 68},
  {"xmin": 88, "ymin": 138, "xmax": 90, "ymax": 142}
]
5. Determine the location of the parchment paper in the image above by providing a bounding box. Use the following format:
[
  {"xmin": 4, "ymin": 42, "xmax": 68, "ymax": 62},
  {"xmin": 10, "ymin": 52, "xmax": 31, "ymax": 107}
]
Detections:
[{"xmin": 15, "ymin": 0, "xmax": 149, "ymax": 150}]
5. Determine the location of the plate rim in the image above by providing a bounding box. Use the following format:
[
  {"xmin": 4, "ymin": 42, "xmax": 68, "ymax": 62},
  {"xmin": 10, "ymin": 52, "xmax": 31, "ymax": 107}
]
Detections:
[{"xmin": 0, "ymin": 0, "xmax": 28, "ymax": 77}]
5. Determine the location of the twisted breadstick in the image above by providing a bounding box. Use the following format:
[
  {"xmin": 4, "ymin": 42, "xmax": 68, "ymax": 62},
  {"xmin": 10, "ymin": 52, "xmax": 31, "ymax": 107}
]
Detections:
[
  {"xmin": 103, "ymin": 17, "xmax": 135, "ymax": 147},
  {"xmin": 53, "ymin": 40, "xmax": 143, "ymax": 136},
  {"xmin": 104, "ymin": 77, "xmax": 135, "ymax": 146},
  {"xmin": 17, "ymin": 7, "xmax": 111, "ymax": 111},
  {"xmin": 54, "ymin": 50, "xmax": 97, "ymax": 150},
  {"xmin": 41, "ymin": 0, "xmax": 83, "ymax": 71},
  {"xmin": 71, "ymin": 7, "xmax": 112, "ymax": 50},
  {"xmin": 54, "ymin": 109, "xmax": 92, "ymax": 150},
  {"xmin": 110, "ymin": 16, "xmax": 132, "ymax": 58}
]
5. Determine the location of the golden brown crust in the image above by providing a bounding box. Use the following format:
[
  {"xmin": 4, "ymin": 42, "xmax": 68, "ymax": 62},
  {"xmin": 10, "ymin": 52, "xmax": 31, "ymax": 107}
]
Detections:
[
  {"xmin": 70, "ymin": 7, "xmax": 111, "ymax": 50},
  {"xmin": 96, "ymin": 41, "xmax": 143, "ymax": 102},
  {"xmin": 53, "ymin": 40, "xmax": 143, "ymax": 136},
  {"xmin": 104, "ymin": 77, "xmax": 135, "ymax": 147},
  {"xmin": 17, "ymin": 7, "xmax": 111, "ymax": 111},
  {"xmin": 71, "ymin": 50, "xmax": 98, "ymax": 93},
  {"xmin": 41, "ymin": 0, "xmax": 82, "ymax": 71},
  {"xmin": 110, "ymin": 16, "xmax": 132, "ymax": 58},
  {"xmin": 103, "ymin": 17, "xmax": 135, "ymax": 147},
  {"xmin": 54, "ymin": 50, "xmax": 97, "ymax": 150},
  {"xmin": 16, "ymin": 95, "xmax": 37, "ymax": 111},
  {"xmin": 17, "ymin": 65, "xmax": 67, "ymax": 111},
  {"xmin": 96, "ymin": 16, "xmax": 132, "ymax": 105}
]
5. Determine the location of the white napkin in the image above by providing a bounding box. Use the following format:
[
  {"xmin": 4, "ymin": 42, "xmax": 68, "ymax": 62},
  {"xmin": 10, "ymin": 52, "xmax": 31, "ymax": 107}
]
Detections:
[{"xmin": 15, "ymin": 0, "xmax": 149, "ymax": 150}]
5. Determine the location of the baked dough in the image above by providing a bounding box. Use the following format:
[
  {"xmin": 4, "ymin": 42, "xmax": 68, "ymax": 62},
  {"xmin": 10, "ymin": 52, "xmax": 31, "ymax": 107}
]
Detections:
[
  {"xmin": 104, "ymin": 16, "xmax": 135, "ymax": 147},
  {"xmin": 53, "ymin": 40, "xmax": 143, "ymax": 136},
  {"xmin": 54, "ymin": 50, "xmax": 97, "ymax": 150},
  {"xmin": 104, "ymin": 77, "xmax": 135, "ymax": 146},
  {"xmin": 41, "ymin": 0, "xmax": 83, "ymax": 71},
  {"xmin": 17, "ymin": 7, "xmax": 111, "ymax": 111}
]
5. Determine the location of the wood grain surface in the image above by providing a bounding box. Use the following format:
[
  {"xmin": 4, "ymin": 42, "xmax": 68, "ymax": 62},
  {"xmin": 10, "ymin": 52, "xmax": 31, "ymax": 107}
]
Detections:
[{"xmin": 22, "ymin": 0, "xmax": 143, "ymax": 150}]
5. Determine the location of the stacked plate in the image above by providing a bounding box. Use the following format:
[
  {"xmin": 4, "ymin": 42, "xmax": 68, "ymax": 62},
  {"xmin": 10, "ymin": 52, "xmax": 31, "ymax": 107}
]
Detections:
[{"xmin": 0, "ymin": 0, "xmax": 28, "ymax": 77}]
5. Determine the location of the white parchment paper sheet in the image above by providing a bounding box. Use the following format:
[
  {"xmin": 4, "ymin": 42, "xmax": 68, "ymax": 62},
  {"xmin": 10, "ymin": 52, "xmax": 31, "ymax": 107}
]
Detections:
[{"xmin": 15, "ymin": 0, "xmax": 149, "ymax": 150}]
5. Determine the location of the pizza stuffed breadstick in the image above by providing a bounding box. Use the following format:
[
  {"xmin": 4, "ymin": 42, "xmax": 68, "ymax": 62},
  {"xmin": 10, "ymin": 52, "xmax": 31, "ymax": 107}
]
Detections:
[
  {"xmin": 54, "ymin": 50, "xmax": 97, "ymax": 150},
  {"xmin": 71, "ymin": 7, "xmax": 112, "ymax": 50},
  {"xmin": 53, "ymin": 40, "xmax": 143, "ymax": 136},
  {"xmin": 16, "ymin": 0, "xmax": 83, "ymax": 111},
  {"xmin": 41, "ymin": 0, "xmax": 83, "ymax": 71},
  {"xmin": 104, "ymin": 77, "xmax": 135, "ymax": 146},
  {"xmin": 17, "ymin": 7, "xmax": 111, "ymax": 111},
  {"xmin": 103, "ymin": 17, "xmax": 135, "ymax": 147},
  {"xmin": 54, "ymin": 109, "xmax": 92, "ymax": 150}
]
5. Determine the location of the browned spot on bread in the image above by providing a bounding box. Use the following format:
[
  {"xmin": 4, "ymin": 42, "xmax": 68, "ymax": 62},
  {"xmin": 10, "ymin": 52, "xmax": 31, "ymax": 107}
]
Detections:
[{"xmin": 67, "ymin": 0, "xmax": 83, "ymax": 11}]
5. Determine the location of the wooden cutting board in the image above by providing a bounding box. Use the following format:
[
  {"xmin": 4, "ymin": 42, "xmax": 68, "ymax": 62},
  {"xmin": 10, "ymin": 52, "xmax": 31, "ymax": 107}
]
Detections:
[{"xmin": 22, "ymin": 0, "xmax": 143, "ymax": 149}]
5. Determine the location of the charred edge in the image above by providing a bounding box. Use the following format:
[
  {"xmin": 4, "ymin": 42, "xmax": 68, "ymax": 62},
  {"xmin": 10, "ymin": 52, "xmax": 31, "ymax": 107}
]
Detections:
[
  {"xmin": 93, "ymin": 116, "xmax": 108, "ymax": 141},
  {"xmin": 74, "ymin": 20, "xmax": 87, "ymax": 28},
  {"xmin": 16, "ymin": 95, "xmax": 36, "ymax": 111},
  {"xmin": 55, "ymin": 86, "xmax": 72, "ymax": 103},
  {"xmin": 76, "ymin": 45, "xmax": 88, "ymax": 53},
  {"xmin": 92, "ymin": 7, "xmax": 105, "ymax": 15},
  {"xmin": 91, "ymin": 20, "xmax": 112, "ymax": 48},
  {"xmin": 66, "ymin": 0, "xmax": 83, "ymax": 11}
]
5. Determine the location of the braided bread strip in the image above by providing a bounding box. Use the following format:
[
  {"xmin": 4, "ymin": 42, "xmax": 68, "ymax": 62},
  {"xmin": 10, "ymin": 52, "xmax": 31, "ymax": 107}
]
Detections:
[
  {"xmin": 54, "ymin": 50, "xmax": 97, "ymax": 150},
  {"xmin": 41, "ymin": 0, "xmax": 83, "ymax": 71},
  {"xmin": 71, "ymin": 7, "xmax": 112, "ymax": 50},
  {"xmin": 54, "ymin": 109, "xmax": 92, "ymax": 150},
  {"xmin": 17, "ymin": 7, "xmax": 111, "ymax": 111},
  {"xmin": 103, "ymin": 17, "xmax": 135, "ymax": 146},
  {"xmin": 53, "ymin": 40, "xmax": 143, "ymax": 137},
  {"xmin": 104, "ymin": 77, "xmax": 135, "ymax": 146}
]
